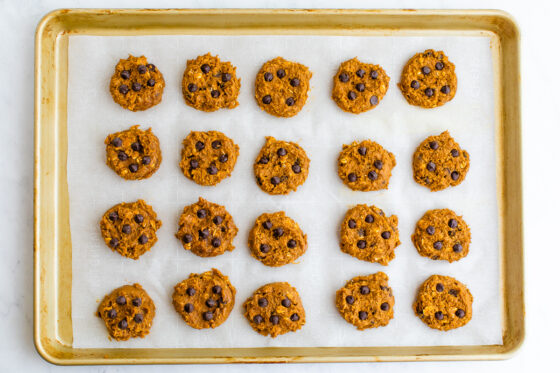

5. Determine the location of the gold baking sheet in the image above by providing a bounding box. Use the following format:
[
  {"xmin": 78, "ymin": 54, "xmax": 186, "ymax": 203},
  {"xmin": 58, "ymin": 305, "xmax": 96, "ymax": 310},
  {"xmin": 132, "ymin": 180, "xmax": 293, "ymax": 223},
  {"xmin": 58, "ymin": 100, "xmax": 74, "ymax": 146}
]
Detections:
[{"xmin": 34, "ymin": 8, "xmax": 523, "ymax": 364}]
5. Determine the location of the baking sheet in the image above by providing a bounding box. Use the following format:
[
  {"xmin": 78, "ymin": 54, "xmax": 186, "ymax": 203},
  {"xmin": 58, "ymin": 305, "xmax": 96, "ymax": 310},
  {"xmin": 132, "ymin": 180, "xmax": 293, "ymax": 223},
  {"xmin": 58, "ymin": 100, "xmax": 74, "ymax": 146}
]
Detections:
[{"xmin": 68, "ymin": 35, "xmax": 500, "ymax": 348}]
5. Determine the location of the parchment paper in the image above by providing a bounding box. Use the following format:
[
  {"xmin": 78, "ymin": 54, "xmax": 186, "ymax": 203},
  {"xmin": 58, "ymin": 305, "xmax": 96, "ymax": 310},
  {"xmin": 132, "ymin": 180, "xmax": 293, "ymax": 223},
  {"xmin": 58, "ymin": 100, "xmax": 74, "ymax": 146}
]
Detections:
[{"xmin": 68, "ymin": 35, "xmax": 501, "ymax": 348}]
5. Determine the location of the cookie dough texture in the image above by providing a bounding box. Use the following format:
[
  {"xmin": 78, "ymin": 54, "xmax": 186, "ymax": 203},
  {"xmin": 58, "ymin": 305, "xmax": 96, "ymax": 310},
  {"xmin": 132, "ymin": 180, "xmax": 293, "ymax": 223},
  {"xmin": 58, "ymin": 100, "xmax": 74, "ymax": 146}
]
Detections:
[
  {"xmin": 179, "ymin": 131, "xmax": 239, "ymax": 186},
  {"xmin": 412, "ymin": 209, "xmax": 471, "ymax": 262},
  {"xmin": 398, "ymin": 49, "xmax": 457, "ymax": 108},
  {"xmin": 243, "ymin": 282, "xmax": 306, "ymax": 338},
  {"xmin": 109, "ymin": 55, "xmax": 165, "ymax": 111},
  {"xmin": 255, "ymin": 57, "xmax": 312, "ymax": 118},
  {"xmin": 413, "ymin": 275, "xmax": 473, "ymax": 331},
  {"xmin": 248, "ymin": 211, "xmax": 307, "ymax": 267},
  {"xmin": 97, "ymin": 284, "xmax": 156, "ymax": 341},
  {"xmin": 340, "ymin": 204, "xmax": 400, "ymax": 265},
  {"xmin": 338, "ymin": 140, "xmax": 396, "ymax": 191},
  {"xmin": 412, "ymin": 131, "xmax": 470, "ymax": 191},
  {"xmin": 175, "ymin": 197, "xmax": 238, "ymax": 257},
  {"xmin": 181, "ymin": 53, "xmax": 241, "ymax": 112},
  {"xmin": 335, "ymin": 272, "xmax": 394, "ymax": 330},
  {"xmin": 105, "ymin": 125, "xmax": 162, "ymax": 180},
  {"xmin": 332, "ymin": 58, "xmax": 390, "ymax": 114},
  {"xmin": 100, "ymin": 200, "xmax": 162, "ymax": 260},
  {"xmin": 172, "ymin": 269, "xmax": 236, "ymax": 329},
  {"xmin": 254, "ymin": 136, "xmax": 310, "ymax": 195}
]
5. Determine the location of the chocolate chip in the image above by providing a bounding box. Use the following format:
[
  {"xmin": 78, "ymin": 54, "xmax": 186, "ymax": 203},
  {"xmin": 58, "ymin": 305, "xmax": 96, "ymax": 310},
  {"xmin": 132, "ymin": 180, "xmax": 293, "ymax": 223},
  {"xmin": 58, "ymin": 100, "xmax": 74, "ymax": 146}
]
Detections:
[
  {"xmin": 203, "ymin": 311, "xmax": 213, "ymax": 321},
  {"xmin": 253, "ymin": 315, "xmax": 264, "ymax": 324},
  {"xmin": 347, "ymin": 91, "xmax": 357, "ymax": 100},
  {"xmin": 209, "ymin": 90, "xmax": 220, "ymax": 98},
  {"xmin": 222, "ymin": 73, "xmax": 232, "ymax": 82},
  {"xmin": 138, "ymin": 234, "xmax": 148, "ymax": 244},
  {"xmin": 258, "ymin": 297, "xmax": 268, "ymax": 307},
  {"xmin": 211, "ymin": 237, "xmax": 221, "ymax": 248},
  {"xmin": 274, "ymin": 148, "xmax": 287, "ymax": 158},
  {"xmin": 358, "ymin": 146, "xmax": 367, "ymax": 156},
  {"xmin": 270, "ymin": 315, "xmax": 280, "ymax": 325},
  {"xmin": 290, "ymin": 78, "xmax": 300, "ymax": 87},
  {"xmin": 436, "ymin": 283, "xmax": 444, "ymax": 292},
  {"xmin": 435, "ymin": 311, "xmax": 444, "ymax": 320},
  {"xmin": 197, "ymin": 209, "xmax": 207, "ymax": 219},
  {"xmin": 426, "ymin": 226, "xmax": 435, "ymax": 235},
  {"xmin": 357, "ymin": 240, "xmax": 366, "ymax": 249},
  {"xmin": 441, "ymin": 85, "xmax": 450, "ymax": 94},
  {"xmin": 122, "ymin": 224, "xmax": 131, "ymax": 234},
  {"xmin": 219, "ymin": 154, "xmax": 228, "ymax": 163},
  {"xmin": 116, "ymin": 151, "xmax": 128, "ymax": 161},
  {"xmin": 346, "ymin": 295, "xmax": 355, "ymax": 304},
  {"xmin": 448, "ymin": 219, "xmax": 458, "ymax": 228},
  {"xmin": 370, "ymin": 70, "xmax": 378, "ymax": 79},
  {"xmin": 259, "ymin": 156, "xmax": 269, "ymax": 164},
  {"xmin": 356, "ymin": 83, "xmax": 365, "ymax": 92},
  {"xmin": 455, "ymin": 309, "xmax": 465, "ymax": 318},
  {"xmin": 184, "ymin": 303, "xmax": 194, "ymax": 313},
  {"xmin": 118, "ymin": 319, "xmax": 128, "ymax": 329},
  {"xmin": 281, "ymin": 298, "xmax": 291, "ymax": 307},
  {"xmin": 206, "ymin": 299, "xmax": 217, "ymax": 308},
  {"xmin": 112, "ymin": 137, "xmax": 122, "ymax": 147},
  {"xmin": 356, "ymin": 69, "xmax": 365, "ymax": 78},
  {"xmin": 199, "ymin": 228, "xmax": 209, "ymax": 240},
  {"xmin": 188, "ymin": 83, "xmax": 198, "ymax": 92},
  {"xmin": 264, "ymin": 72, "xmax": 273, "ymax": 81},
  {"xmin": 368, "ymin": 171, "xmax": 378, "ymax": 180},
  {"xmin": 182, "ymin": 234, "xmax": 192, "ymax": 244},
  {"xmin": 118, "ymin": 84, "xmax": 129, "ymax": 94},
  {"xmin": 285, "ymin": 97, "xmax": 295, "ymax": 106},
  {"xmin": 374, "ymin": 160, "xmax": 383, "ymax": 170},
  {"xmin": 411, "ymin": 80, "xmax": 420, "ymax": 89},
  {"xmin": 109, "ymin": 238, "xmax": 119, "ymax": 247},
  {"xmin": 451, "ymin": 171, "xmax": 460, "ymax": 181},
  {"xmin": 138, "ymin": 65, "xmax": 147, "ymax": 74},
  {"xmin": 207, "ymin": 165, "xmax": 218, "ymax": 175},
  {"xmin": 209, "ymin": 140, "xmax": 222, "ymax": 150},
  {"xmin": 360, "ymin": 286, "xmax": 370, "ymax": 295},
  {"xmin": 132, "ymin": 82, "xmax": 142, "ymax": 91},
  {"xmin": 348, "ymin": 219, "xmax": 356, "ymax": 229},
  {"xmin": 426, "ymin": 161, "xmax": 436, "ymax": 172},
  {"xmin": 425, "ymin": 88, "xmax": 434, "ymax": 97},
  {"xmin": 130, "ymin": 298, "xmax": 142, "ymax": 307},
  {"xmin": 147, "ymin": 79, "xmax": 156, "ymax": 87},
  {"xmin": 290, "ymin": 313, "xmax": 300, "ymax": 322},
  {"xmin": 108, "ymin": 309, "xmax": 117, "ymax": 319},
  {"xmin": 358, "ymin": 311, "xmax": 368, "ymax": 320},
  {"xmin": 131, "ymin": 142, "xmax": 142, "ymax": 152},
  {"xmin": 108, "ymin": 212, "xmax": 119, "ymax": 222},
  {"xmin": 186, "ymin": 287, "xmax": 196, "ymax": 296},
  {"xmin": 201, "ymin": 64, "xmax": 211, "ymax": 73},
  {"xmin": 365, "ymin": 215, "xmax": 374, "ymax": 223},
  {"xmin": 381, "ymin": 231, "xmax": 391, "ymax": 239},
  {"xmin": 435, "ymin": 62, "xmax": 444, "ymax": 70},
  {"xmin": 142, "ymin": 156, "xmax": 151, "ymax": 165},
  {"xmin": 116, "ymin": 296, "xmax": 126, "ymax": 305},
  {"xmin": 292, "ymin": 164, "xmax": 301, "ymax": 174},
  {"xmin": 271, "ymin": 176, "xmax": 280, "ymax": 185},
  {"xmin": 451, "ymin": 149, "xmax": 459, "ymax": 157},
  {"xmin": 190, "ymin": 159, "xmax": 199, "ymax": 169},
  {"xmin": 262, "ymin": 220, "xmax": 272, "ymax": 230},
  {"xmin": 348, "ymin": 173, "xmax": 357, "ymax": 182},
  {"xmin": 370, "ymin": 95, "xmax": 379, "ymax": 105},
  {"xmin": 433, "ymin": 241, "xmax": 443, "ymax": 250},
  {"xmin": 273, "ymin": 228, "xmax": 284, "ymax": 238},
  {"xmin": 429, "ymin": 141, "xmax": 439, "ymax": 150},
  {"xmin": 213, "ymin": 216, "xmax": 223, "ymax": 225},
  {"xmin": 449, "ymin": 289, "xmax": 458, "ymax": 297},
  {"xmin": 260, "ymin": 244, "xmax": 270, "ymax": 253},
  {"xmin": 276, "ymin": 69, "xmax": 286, "ymax": 78},
  {"xmin": 453, "ymin": 243, "xmax": 463, "ymax": 252},
  {"xmin": 147, "ymin": 64, "xmax": 156, "ymax": 71},
  {"xmin": 262, "ymin": 95, "xmax": 272, "ymax": 104},
  {"xmin": 287, "ymin": 239, "xmax": 297, "ymax": 248},
  {"xmin": 211, "ymin": 286, "xmax": 222, "ymax": 295},
  {"xmin": 380, "ymin": 302, "xmax": 390, "ymax": 311},
  {"xmin": 134, "ymin": 313, "xmax": 144, "ymax": 323},
  {"xmin": 120, "ymin": 70, "xmax": 131, "ymax": 79},
  {"xmin": 422, "ymin": 66, "xmax": 431, "ymax": 75},
  {"xmin": 339, "ymin": 73, "xmax": 349, "ymax": 82}
]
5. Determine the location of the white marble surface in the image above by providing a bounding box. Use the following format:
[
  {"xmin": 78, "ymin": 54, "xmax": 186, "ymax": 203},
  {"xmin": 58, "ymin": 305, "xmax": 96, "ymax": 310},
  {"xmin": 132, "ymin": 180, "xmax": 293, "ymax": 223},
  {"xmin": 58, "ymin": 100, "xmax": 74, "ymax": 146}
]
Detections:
[{"xmin": 0, "ymin": 0, "xmax": 555, "ymax": 371}]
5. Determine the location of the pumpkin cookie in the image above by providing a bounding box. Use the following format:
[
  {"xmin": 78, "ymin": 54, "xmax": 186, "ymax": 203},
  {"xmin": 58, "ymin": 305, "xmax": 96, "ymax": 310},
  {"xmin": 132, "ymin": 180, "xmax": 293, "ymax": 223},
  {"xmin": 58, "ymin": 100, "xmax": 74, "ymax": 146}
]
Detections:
[
  {"xmin": 255, "ymin": 57, "xmax": 312, "ymax": 117},
  {"xmin": 109, "ymin": 55, "xmax": 165, "ymax": 111},
  {"xmin": 398, "ymin": 49, "xmax": 456, "ymax": 108},
  {"xmin": 413, "ymin": 275, "xmax": 473, "ymax": 331},
  {"xmin": 97, "ymin": 284, "xmax": 156, "ymax": 341},
  {"xmin": 338, "ymin": 139, "xmax": 396, "ymax": 191},
  {"xmin": 254, "ymin": 136, "xmax": 310, "ymax": 195},
  {"xmin": 181, "ymin": 53, "xmax": 241, "ymax": 112},
  {"xmin": 172, "ymin": 269, "xmax": 236, "ymax": 329},
  {"xmin": 100, "ymin": 200, "xmax": 162, "ymax": 260},
  {"xmin": 105, "ymin": 125, "xmax": 162, "ymax": 180},
  {"xmin": 412, "ymin": 209, "xmax": 471, "ymax": 262},
  {"xmin": 412, "ymin": 131, "xmax": 470, "ymax": 191},
  {"xmin": 335, "ymin": 272, "xmax": 394, "ymax": 330},
  {"xmin": 332, "ymin": 58, "xmax": 390, "ymax": 114},
  {"xmin": 175, "ymin": 197, "xmax": 238, "ymax": 257},
  {"xmin": 248, "ymin": 211, "xmax": 307, "ymax": 267},
  {"xmin": 340, "ymin": 204, "xmax": 400, "ymax": 265},
  {"xmin": 179, "ymin": 131, "xmax": 239, "ymax": 186},
  {"xmin": 243, "ymin": 282, "xmax": 305, "ymax": 338}
]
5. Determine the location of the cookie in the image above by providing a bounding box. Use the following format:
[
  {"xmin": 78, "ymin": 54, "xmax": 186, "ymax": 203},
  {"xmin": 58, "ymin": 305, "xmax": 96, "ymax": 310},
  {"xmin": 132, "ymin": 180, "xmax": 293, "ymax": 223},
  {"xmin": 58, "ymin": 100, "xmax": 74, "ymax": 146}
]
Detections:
[
  {"xmin": 340, "ymin": 204, "xmax": 400, "ymax": 265},
  {"xmin": 332, "ymin": 58, "xmax": 390, "ymax": 114},
  {"xmin": 172, "ymin": 268, "xmax": 236, "ymax": 329},
  {"xmin": 105, "ymin": 125, "xmax": 162, "ymax": 180},
  {"xmin": 255, "ymin": 57, "xmax": 312, "ymax": 118},
  {"xmin": 248, "ymin": 211, "xmax": 307, "ymax": 267},
  {"xmin": 338, "ymin": 140, "xmax": 396, "ymax": 191},
  {"xmin": 181, "ymin": 53, "xmax": 241, "ymax": 112},
  {"xmin": 179, "ymin": 131, "xmax": 239, "ymax": 186},
  {"xmin": 412, "ymin": 209, "xmax": 471, "ymax": 262},
  {"xmin": 243, "ymin": 282, "xmax": 305, "ymax": 338},
  {"xmin": 109, "ymin": 55, "xmax": 165, "ymax": 111},
  {"xmin": 97, "ymin": 284, "xmax": 156, "ymax": 341},
  {"xmin": 100, "ymin": 200, "xmax": 162, "ymax": 260},
  {"xmin": 175, "ymin": 197, "xmax": 238, "ymax": 257},
  {"xmin": 254, "ymin": 136, "xmax": 310, "ymax": 195},
  {"xmin": 335, "ymin": 272, "xmax": 394, "ymax": 330},
  {"xmin": 412, "ymin": 131, "xmax": 470, "ymax": 191},
  {"xmin": 398, "ymin": 49, "xmax": 456, "ymax": 108},
  {"xmin": 413, "ymin": 275, "xmax": 473, "ymax": 331}
]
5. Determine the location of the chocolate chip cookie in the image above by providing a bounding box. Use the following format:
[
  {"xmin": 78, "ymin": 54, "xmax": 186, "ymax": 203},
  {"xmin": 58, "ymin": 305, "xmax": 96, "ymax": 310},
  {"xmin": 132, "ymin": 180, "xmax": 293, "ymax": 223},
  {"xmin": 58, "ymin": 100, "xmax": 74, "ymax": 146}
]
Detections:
[
  {"xmin": 181, "ymin": 53, "xmax": 241, "ymax": 112},
  {"xmin": 338, "ymin": 139, "xmax": 396, "ymax": 191},
  {"xmin": 255, "ymin": 57, "xmax": 312, "ymax": 118},
  {"xmin": 412, "ymin": 209, "xmax": 471, "ymax": 262},
  {"xmin": 254, "ymin": 136, "xmax": 310, "ymax": 195},
  {"xmin": 335, "ymin": 272, "xmax": 394, "ymax": 330},
  {"xmin": 243, "ymin": 282, "xmax": 305, "ymax": 338},
  {"xmin": 332, "ymin": 58, "xmax": 390, "ymax": 114},
  {"xmin": 248, "ymin": 211, "xmax": 307, "ymax": 267},
  {"xmin": 179, "ymin": 131, "xmax": 239, "ymax": 186},
  {"xmin": 109, "ymin": 55, "xmax": 165, "ymax": 111},
  {"xmin": 340, "ymin": 204, "xmax": 400, "ymax": 265},
  {"xmin": 100, "ymin": 200, "xmax": 162, "ymax": 260},
  {"xmin": 398, "ymin": 49, "xmax": 457, "ymax": 108},
  {"xmin": 412, "ymin": 131, "xmax": 470, "ymax": 191},
  {"xmin": 175, "ymin": 197, "xmax": 238, "ymax": 257},
  {"xmin": 97, "ymin": 283, "xmax": 156, "ymax": 341},
  {"xmin": 172, "ymin": 268, "xmax": 236, "ymax": 329},
  {"xmin": 413, "ymin": 275, "xmax": 473, "ymax": 331},
  {"xmin": 105, "ymin": 125, "xmax": 162, "ymax": 180}
]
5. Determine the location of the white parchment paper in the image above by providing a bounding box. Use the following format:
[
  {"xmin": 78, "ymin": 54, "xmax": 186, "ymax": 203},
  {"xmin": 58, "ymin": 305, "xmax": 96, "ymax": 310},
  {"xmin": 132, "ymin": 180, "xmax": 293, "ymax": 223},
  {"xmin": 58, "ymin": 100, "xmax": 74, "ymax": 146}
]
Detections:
[{"xmin": 68, "ymin": 35, "xmax": 501, "ymax": 348}]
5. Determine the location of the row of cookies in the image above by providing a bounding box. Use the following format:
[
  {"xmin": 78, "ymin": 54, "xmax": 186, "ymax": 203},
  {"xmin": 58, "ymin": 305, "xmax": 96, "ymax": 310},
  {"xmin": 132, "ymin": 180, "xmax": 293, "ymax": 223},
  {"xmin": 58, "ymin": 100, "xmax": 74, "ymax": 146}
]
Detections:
[
  {"xmin": 110, "ymin": 49, "xmax": 456, "ymax": 116},
  {"xmin": 107, "ymin": 126, "xmax": 470, "ymax": 193},
  {"xmin": 97, "ymin": 270, "xmax": 473, "ymax": 341}
]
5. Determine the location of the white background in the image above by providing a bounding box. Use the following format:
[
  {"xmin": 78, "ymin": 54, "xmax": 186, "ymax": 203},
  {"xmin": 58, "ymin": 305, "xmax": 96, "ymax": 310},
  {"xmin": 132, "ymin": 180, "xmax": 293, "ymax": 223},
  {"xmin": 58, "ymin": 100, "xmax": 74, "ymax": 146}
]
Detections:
[{"xmin": 0, "ymin": 0, "xmax": 556, "ymax": 372}]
